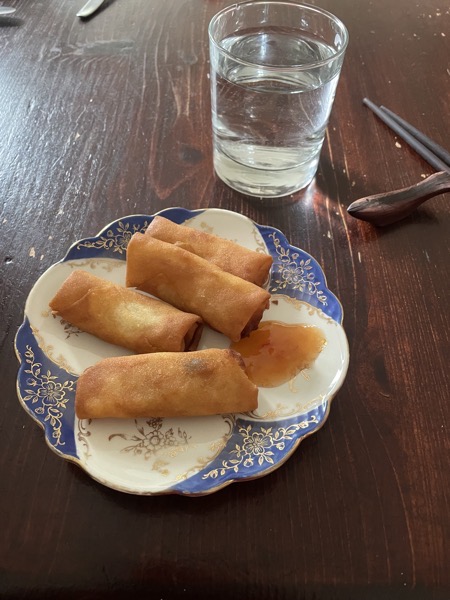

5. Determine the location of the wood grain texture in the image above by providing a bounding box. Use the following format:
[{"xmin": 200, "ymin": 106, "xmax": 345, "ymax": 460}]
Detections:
[{"xmin": 0, "ymin": 0, "xmax": 449, "ymax": 599}]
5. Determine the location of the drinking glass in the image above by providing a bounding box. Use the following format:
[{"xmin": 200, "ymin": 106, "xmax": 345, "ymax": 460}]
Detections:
[{"xmin": 208, "ymin": 1, "xmax": 348, "ymax": 198}]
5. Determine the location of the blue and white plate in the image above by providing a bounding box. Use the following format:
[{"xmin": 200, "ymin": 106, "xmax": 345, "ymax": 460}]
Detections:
[{"xmin": 15, "ymin": 208, "xmax": 349, "ymax": 495}]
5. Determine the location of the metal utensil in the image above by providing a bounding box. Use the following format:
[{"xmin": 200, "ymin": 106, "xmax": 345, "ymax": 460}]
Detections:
[
  {"xmin": 77, "ymin": 0, "xmax": 106, "ymax": 18},
  {"xmin": 0, "ymin": 6, "xmax": 16, "ymax": 15}
]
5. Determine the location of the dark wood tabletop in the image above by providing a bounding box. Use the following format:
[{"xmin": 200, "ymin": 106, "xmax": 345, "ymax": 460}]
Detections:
[{"xmin": 1, "ymin": 1, "xmax": 449, "ymax": 598}]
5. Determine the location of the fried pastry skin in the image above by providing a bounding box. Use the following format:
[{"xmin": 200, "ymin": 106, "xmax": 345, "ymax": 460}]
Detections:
[
  {"xmin": 145, "ymin": 215, "xmax": 272, "ymax": 287},
  {"xmin": 126, "ymin": 234, "xmax": 270, "ymax": 342},
  {"xmin": 75, "ymin": 349, "xmax": 258, "ymax": 419},
  {"xmin": 49, "ymin": 270, "xmax": 203, "ymax": 353}
]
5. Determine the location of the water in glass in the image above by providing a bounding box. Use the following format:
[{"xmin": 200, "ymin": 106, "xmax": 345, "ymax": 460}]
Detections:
[{"xmin": 211, "ymin": 27, "xmax": 341, "ymax": 197}]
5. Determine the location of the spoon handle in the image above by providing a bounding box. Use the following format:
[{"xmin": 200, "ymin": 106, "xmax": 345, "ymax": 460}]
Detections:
[{"xmin": 347, "ymin": 171, "xmax": 450, "ymax": 226}]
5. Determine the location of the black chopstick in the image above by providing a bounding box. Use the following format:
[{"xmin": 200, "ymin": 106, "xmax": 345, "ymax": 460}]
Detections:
[
  {"xmin": 363, "ymin": 98, "xmax": 450, "ymax": 173},
  {"xmin": 380, "ymin": 105, "xmax": 450, "ymax": 167}
]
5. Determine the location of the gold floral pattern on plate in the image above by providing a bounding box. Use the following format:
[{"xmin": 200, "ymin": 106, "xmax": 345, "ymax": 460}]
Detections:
[
  {"xmin": 108, "ymin": 418, "xmax": 191, "ymax": 460},
  {"xmin": 198, "ymin": 221, "xmax": 214, "ymax": 234},
  {"xmin": 52, "ymin": 315, "xmax": 83, "ymax": 339},
  {"xmin": 30, "ymin": 325, "xmax": 76, "ymax": 375},
  {"xmin": 270, "ymin": 295, "xmax": 339, "ymax": 327},
  {"xmin": 76, "ymin": 220, "xmax": 149, "ymax": 254},
  {"xmin": 21, "ymin": 346, "xmax": 74, "ymax": 448},
  {"xmin": 16, "ymin": 208, "xmax": 348, "ymax": 495},
  {"xmin": 250, "ymin": 395, "xmax": 326, "ymax": 420},
  {"xmin": 269, "ymin": 232, "xmax": 328, "ymax": 304},
  {"xmin": 77, "ymin": 419, "xmax": 91, "ymax": 459},
  {"xmin": 173, "ymin": 415, "xmax": 234, "ymax": 482},
  {"xmin": 202, "ymin": 416, "xmax": 319, "ymax": 479}
]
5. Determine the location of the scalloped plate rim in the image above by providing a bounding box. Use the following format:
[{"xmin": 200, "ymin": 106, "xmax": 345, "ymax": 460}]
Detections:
[{"xmin": 14, "ymin": 208, "xmax": 349, "ymax": 496}]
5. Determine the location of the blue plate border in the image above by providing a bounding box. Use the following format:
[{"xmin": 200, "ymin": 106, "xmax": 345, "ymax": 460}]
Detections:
[{"xmin": 15, "ymin": 208, "xmax": 346, "ymax": 495}]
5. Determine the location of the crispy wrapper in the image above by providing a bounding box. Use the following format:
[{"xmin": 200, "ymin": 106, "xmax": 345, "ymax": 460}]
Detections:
[
  {"xmin": 49, "ymin": 270, "xmax": 203, "ymax": 353},
  {"xmin": 75, "ymin": 349, "xmax": 258, "ymax": 419},
  {"xmin": 126, "ymin": 234, "xmax": 270, "ymax": 342},
  {"xmin": 145, "ymin": 215, "xmax": 273, "ymax": 286}
]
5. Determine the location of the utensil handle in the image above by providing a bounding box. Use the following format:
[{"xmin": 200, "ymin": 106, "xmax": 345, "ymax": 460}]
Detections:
[
  {"xmin": 363, "ymin": 99, "xmax": 450, "ymax": 173},
  {"xmin": 380, "ymin": 106, "xmax": 450, "ymax": 167}
]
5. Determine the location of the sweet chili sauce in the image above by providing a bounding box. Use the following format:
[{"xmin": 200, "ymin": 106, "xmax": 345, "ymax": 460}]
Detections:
[{"xmin": 231, "ymin": 321, "xmax": 326, "ymax": 387}]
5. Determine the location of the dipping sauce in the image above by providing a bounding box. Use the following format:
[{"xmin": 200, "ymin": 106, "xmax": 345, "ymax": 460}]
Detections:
[{"xmin": 231, "ymin": 321, "xmax": 326, "ymax": 387}]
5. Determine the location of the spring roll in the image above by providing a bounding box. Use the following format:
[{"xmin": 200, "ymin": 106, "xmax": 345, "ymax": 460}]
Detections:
[
  {"xmin": 145, "ymin": 216, "xmax": 273, "ymax": 286},
  {"xmin": 126, "ymin": 234, "xmax": 270, "ymax": 342},
  {"xmin": 75, "ymin": 348, "xmax": 258, "ymax": 418},
  {"xmin": 49, "ymin": 270, "xmax": 203, "ymax": 353}
]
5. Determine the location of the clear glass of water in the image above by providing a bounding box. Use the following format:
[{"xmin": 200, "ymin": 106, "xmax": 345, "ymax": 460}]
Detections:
[{"xmin": 208, "ymin": 1, "xmax": 348, "ymax": 198}]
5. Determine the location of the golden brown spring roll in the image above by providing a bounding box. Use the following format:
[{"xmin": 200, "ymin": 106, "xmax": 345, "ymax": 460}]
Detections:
[
  {"xmin": 75, "ymin": 348, "xmax": 258, "ymax": 418},
  {"xmin": 126, "ymin": 234, "xmax": 270, "ymax": 342},
  {"xmin": 49, "ymin": 270, "xmax": 203, "ymax": 353},
  {"xmin": 145, "ymin": 216, "xmax": 273, "ymax": 286}
]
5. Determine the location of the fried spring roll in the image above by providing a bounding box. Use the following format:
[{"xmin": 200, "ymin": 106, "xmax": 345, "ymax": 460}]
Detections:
[
  {"xmin": 75, "ymin": 349, "xmax": 258, "ymax": 419},
  {"xmin": 49, "ymin": 270, "xmax": 203, "ymax": 353},
  {"xmin": 126, "ymin": 234, "xmax": 270, "ymax": 342},
  {"xmin": 145, "ymin": 216, "xmax": 273, "ymax": 286}
]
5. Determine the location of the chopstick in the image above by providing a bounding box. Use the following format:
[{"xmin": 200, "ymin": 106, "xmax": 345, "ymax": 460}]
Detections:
[
  {"xmin": 363, "ymin": 98, "xmax": 450, "ymax": 173},
  {"xmin": 379, "ymin": 105, "xmax": 450, "ymax": 167}
]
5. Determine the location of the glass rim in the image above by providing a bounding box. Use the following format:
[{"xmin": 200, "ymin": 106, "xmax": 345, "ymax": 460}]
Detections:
[{"xmin": 208, "ymin": 1, "xmax": 349, "ymax": 71}]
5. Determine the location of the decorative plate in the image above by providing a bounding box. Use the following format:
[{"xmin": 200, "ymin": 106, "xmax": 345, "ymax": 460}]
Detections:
[{"xmin": 15, "ymin": 208, "xmax": 349, "ymax": 496}]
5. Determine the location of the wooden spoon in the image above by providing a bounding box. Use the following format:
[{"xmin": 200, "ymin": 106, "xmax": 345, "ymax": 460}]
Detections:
[{"xmin": 347, "ymin": 170, "xmax": 450, "ymax": 226}]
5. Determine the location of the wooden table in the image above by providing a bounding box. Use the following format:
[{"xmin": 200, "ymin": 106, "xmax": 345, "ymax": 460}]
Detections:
[{"xmin": 1, "ymin": 1, "xmax": 448, "ymax": 598}]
